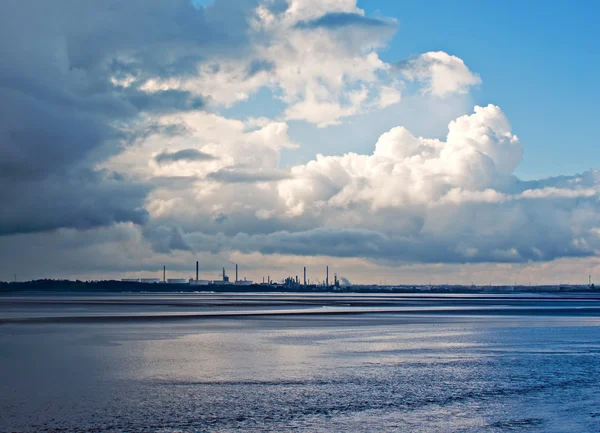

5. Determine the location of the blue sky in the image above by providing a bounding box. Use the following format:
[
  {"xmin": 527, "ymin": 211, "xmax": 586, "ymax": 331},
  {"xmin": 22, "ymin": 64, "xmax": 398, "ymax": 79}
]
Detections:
[
  {"xmin": 217, "ymin": 0, "xmax": 600, "ymax": 179},
  {"xmin": 363, "ymin": 0, "xmax": 600, "ymax": 180}
]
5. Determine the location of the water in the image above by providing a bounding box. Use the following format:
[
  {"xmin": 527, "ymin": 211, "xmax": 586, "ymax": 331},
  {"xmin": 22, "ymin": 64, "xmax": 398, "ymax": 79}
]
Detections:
[{"xmin": 1, "ymin": 293, "xmax": 599, "ymax": 432}]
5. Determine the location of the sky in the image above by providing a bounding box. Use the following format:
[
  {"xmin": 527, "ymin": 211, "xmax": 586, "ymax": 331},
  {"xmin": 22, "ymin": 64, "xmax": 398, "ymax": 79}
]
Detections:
[{"xmin": 1, "ymin": 0, "xmax": 599, "ymax": 285}]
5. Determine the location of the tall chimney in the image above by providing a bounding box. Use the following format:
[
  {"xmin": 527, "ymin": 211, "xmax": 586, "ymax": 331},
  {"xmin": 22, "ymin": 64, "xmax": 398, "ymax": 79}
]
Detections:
[
  {"xmin": 163, "ymin": 266, "xmax": 166, "ymax": 283},
  {"xmin": 196, "ymin": 261, "xmax": 199, "ymax": 282},
  {"xmin": 304, "ymin": 267, "xmax": 306, "ymax": 286},
  {"xmin": 236, "ymin": 264, "xmax": 238, "ymax": 282},
  {"xmin": 326, "ymin": 266, "xmax": 329, "ymax": 286}
]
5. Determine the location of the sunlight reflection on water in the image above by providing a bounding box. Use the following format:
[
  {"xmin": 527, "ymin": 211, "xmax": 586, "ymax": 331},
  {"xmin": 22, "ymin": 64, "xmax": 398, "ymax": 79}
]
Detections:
[{"xmin": 1, "ymin": 295, "xmax": 599, "ymax": 432}]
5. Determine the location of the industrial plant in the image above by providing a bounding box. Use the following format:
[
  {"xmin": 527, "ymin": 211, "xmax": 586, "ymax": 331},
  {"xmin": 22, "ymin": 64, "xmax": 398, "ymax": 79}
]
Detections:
[
  {"xmin": 120, "ymin": 261, "xmax": 341, "ymax": 289},
  {"xmin": 10, "ymin": 261, "xmax": 597, "ymax": 295}
]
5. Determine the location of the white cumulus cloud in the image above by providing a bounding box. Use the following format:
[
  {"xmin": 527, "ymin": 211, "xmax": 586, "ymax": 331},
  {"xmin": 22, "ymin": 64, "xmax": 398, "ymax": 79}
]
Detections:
[{"xmin": 401, "ymin": 51, "xmax": 482, "ymax": 97}]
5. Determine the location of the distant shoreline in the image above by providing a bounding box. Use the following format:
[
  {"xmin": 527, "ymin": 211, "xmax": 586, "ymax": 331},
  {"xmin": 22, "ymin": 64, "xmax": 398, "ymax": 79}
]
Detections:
[{"xmin": 1, "ymin": 279, "xmax": 598, "ymax": 295}]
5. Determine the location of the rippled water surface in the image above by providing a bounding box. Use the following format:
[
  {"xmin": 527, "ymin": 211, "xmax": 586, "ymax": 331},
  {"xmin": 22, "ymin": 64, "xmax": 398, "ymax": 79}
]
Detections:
[{"xmin": 1, "ymin": 293, "xmax": 599, "ymax": 432}]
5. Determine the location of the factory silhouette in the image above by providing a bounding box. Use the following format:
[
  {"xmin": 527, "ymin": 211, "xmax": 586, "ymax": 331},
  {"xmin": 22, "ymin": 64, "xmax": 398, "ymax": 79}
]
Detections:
[
  {"xmin": 6, "ymin": 262, "xmax": 598, "ymax": 295},
  {"xmin": 121, "ymin": 261, "xmax": 342, "ymax": 289}
]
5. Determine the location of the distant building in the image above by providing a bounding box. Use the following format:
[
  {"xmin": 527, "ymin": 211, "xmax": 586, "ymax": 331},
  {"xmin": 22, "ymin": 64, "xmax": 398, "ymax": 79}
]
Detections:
[
  {"xmin": 189, "ymin": 279, "xmax": 210, "ymax": 285},
  {"xmin": 211, "ymin": 268, "xmax": 230, "ymax": 285},
  {"xmin": 211, "ymin": 280, "xmax": 229, "ymax": 285},
  {"xmin": 140, "ymin": 278, "xmax": 160, "ymax": 284},
  {"xmin": 235, "ymin": 280, "xmax": 253, "ymax": 286},
  {"xmin": 121, "ymin": 278, "xmax": 140, "ymax": 283},
  {"xmin": 167, "ymin": 278, "xmax": 187, "ymax": 284}
]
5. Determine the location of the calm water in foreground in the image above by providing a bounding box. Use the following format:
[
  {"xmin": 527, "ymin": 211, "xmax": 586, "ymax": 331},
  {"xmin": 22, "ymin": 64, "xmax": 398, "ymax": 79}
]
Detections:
[{"xmin": 1, "ymin": 293, "xmax": 599, "ymax": 432}]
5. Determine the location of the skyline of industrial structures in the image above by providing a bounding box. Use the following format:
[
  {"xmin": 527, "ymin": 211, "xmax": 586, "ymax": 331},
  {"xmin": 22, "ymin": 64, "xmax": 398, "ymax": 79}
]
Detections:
[
  {"xmin": 120, "ymin": 261, "xmax": 343, "ymax": 288},
  {"xmin": 5, "ymin": 260, "xmax": 596, "ymax": 291},
  {"xmin": 4, "ymin": 259, "xmax": 598, "ymax": 290}
]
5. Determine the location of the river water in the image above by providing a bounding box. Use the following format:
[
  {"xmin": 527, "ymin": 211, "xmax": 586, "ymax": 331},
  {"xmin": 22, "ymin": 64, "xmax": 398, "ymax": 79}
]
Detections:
[{"xmin": 1, "ymin": 293, "xmax": 599, "ymax": 432}]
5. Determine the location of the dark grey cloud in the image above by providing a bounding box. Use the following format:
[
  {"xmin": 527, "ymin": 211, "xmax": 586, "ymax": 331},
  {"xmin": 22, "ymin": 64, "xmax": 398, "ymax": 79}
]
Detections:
[
  {"xmin": 155, "ymin": 149, "xmax": 216, "ymax": 165},
  {"xmin": 0, "ymin": 0, "xmax": 258, "ymax": 236},
  {"xmin": 37, "ymin": 0, "xmax": 256, "ymax": 80},
  {"xmin": 181, "ymin": 221, "xmax": 592, "ymax": 264},
  {"xmin": 0, "ymin": 170, "xmax": 149, "ymax": 235},
  {"xmin": 295, "ymin": 12, "xmax": 396, "ymax": 30},
  {"xmin": 0, "ymin": 87, "xmax": 119, "ymax": 181},
  {"xmin": 144, "ymin": 226, "xmax": 192, "ymax": 254}
]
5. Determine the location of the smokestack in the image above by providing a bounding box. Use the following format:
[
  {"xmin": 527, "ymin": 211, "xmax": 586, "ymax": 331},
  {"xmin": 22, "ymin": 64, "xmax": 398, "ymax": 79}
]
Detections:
[
  {"xmin": 304, "ymin": 267, "xmax": 306, "ymax": 286},
  {"xmin": 326, "ymin": 266, "xmax": 329, "ymax": 286},
  {"xmin": 196, "ymin": 261, "xmax": 199, "ymax": 282},
  {"xmin": 268, "ymin": 275, "xmax": 270, "ymax": 284},
  {"xmin": 163, "ymin": 266, "xmax": 166, "ymax": 283},
  {"xmin": 236, "ymin": 264, "xmax": 238, "ymax": 282}
]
